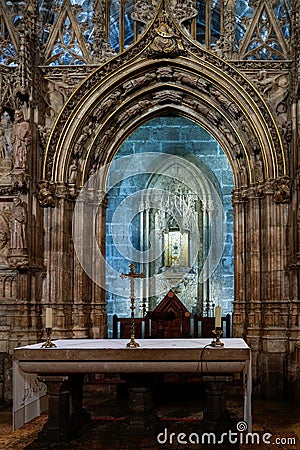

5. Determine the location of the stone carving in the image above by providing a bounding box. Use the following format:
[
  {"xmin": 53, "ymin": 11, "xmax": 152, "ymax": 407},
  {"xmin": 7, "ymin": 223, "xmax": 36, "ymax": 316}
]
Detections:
[
  {"xmin": 8, "ymin": 197, "xmax": 29, "ymax": 269},
  {"xmin": 0, "ymin": 128, "xmax": 9, "ymax": 159},
  {"xmin": 93, "ymin": 90, "xmax": 121, "ymax": 123},
  {"xmin": 254, "ymin": 152, "xmax": 264, "ymax": 182},
  {"xmin": 273, "ymin": 177, "xmax": 291, "ymax": 204},
  {"xmin": 37, "ymin": 180, "xmax": 56, "ymax": 207},
  {"xmin": 12, "ymin": 110, "xmax": 32, "ymax": 171},
  {"xmin": 131, "ymin": 0, "xmax": 157, "ymax": 27},
  {"xmin": 256, "ymin": 71, "xmax": 289, "ymax": 117},
  {"xmin": 210, "ymin": 88, "xmax": 240, "ymax": 117},
  {"xmin": 74, "ymin": 124, "xmax": 93, "ymax": 157},
  {"xmin": 9, "ymin": 198, "xmax": 27, "ymax": 250},
  {"xmin": 68, "ymin": 159, "xmax": 79, "ymax": 185},
  {"xmin": 149, "ymin": 13, "xmax": 184, "ymax": 56},
  {"xmin": 95, "ymin": 128, "xmax": 114, "ymax": 159},
  {"xmin": 38, "ymin": 125, "xmax": 51, "ymax": 154},
  {"xmin": 169, "ymin": 0, "xmax": 198, "ymax": 28},
  {"xmin": 219, "ymin": 123, "xmax": 238, "ymax": 147},
  {"xmin": 121, "ymin": 73, "xmax": 156, "ymax": 97},
  {"xmin": 0, "ymin": 214, "xmax": 9, "ymax": 265},
  {"xmin": 93, "ymin": 8, "xmax": 116, "ymax": 63}
]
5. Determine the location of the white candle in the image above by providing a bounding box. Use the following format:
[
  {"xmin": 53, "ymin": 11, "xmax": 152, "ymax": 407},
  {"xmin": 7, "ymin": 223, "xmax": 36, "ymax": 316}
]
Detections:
[
  {"xmin": 45, "ymin": 307, "xmax": 52, "ymax": 328},
  {"xmin": 215, "ymin": 306, "xmax": 222, "ymax": 328}
]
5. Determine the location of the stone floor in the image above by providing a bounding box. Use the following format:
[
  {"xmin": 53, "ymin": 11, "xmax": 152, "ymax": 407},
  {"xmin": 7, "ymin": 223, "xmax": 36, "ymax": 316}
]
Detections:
[{"xmin": 1, "ymin": 382, "xmax": 300, "ymax": 450}]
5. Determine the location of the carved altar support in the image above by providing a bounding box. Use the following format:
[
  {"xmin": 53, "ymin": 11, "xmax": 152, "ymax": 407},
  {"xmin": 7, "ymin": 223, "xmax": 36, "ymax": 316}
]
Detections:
[{"xmin": 37, "ymin": 374, "xmax": 90, "ymax": 442}]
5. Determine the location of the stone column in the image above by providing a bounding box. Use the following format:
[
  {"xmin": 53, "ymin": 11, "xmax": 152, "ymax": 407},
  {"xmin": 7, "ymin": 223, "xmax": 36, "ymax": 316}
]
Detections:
[
  {"xmin": 72, "ymin": 194, "xmax": 92, "ymax": 338},
  {"xmin": 38, "ymin": 374, "xmax": 90, "ymax": 442},
  {"xmin": 203, "ymin": 376, "xmax": 232, "ymax": 433},
  {"xmin": 232, "ymin": 190, "xmax": 247, "ymax": 337},
  {"xmin": 260, "ymin": 181, "xmax": 290, "ymax": 398},
  {"xmin": 245, "ymin": 187, "xmax": 262, "ymax": 381},
  {"xmin": 42, "ymin": 185, "xmax": 73, "ymax": 338},
  {"xmin": 126, "ymin": 374, "xmax": 157, "ymax": 435},
  {"xmin": 92, "ymin": 191, "xmax": 108, "ymax": 338}
]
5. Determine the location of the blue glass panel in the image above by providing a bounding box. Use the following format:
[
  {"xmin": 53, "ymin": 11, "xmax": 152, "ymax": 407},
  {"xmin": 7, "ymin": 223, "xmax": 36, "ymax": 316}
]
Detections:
[
  {"xmin": 196, "ymin": 0, "xmax": 206, "ymax": 45},
  {"xmin": 211, "ymin": 0, "xmax": 221, "ymax": 46},
  {"xmin": 124, "ymin": 0, "xmax": 134, "ymax": 49},
  {"xmin": 110, "ymin": 0, "xmax": 120, "ymax": 52}
]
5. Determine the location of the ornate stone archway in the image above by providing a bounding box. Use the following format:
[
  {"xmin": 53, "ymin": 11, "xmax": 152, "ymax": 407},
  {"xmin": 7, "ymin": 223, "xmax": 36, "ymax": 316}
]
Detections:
[{"xmin": 40, "ymin": 3, "xmax": 291, "ymax": 395}]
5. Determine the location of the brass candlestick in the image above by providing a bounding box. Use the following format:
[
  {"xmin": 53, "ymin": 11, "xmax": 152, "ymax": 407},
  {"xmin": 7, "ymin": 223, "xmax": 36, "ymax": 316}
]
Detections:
[
  {"xmin": 41, "ymin": 327, "xmax": 57, "ymax": 348},
  {"xmin": 210, "ymin": 327, "xmax": 224, "ymax": 347},
  {"xmin": 120, "ymin": 263, "xmax": 144, "ymax": 348}
]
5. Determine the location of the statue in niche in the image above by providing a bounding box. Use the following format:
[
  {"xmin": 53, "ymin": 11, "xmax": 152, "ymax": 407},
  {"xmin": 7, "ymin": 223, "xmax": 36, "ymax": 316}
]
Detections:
[
  {"xmin": 12, "ymin": 110, "xmax": 32, "ymax": 171},
  {"xmin": 0, "ymin": 128, "xmax": 8, "ymax": 159},
  {"xmin": 254, "ymin": 152, "xmax": 264, "ymax": 182},
  {"xmin": 9, "ymin": 197, "xmax": 27, "ymax": 251},
  {"xmin": 68, "ymin": 159, "xmax": 79, "ymax": 185},
  {"xmin": 74, "ymin": 124, "xmax": 93, "ymax": 157}
]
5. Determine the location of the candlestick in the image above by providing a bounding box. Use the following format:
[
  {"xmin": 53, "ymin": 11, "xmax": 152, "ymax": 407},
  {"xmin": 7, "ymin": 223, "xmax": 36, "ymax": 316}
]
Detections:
[
  {"xmin": 210, "ymin": 327, "xmax": 224, "ymax": 347},
  {"xmin": 41, "ymin": 328, "xmax": 56, "ymax": 348},
  {"xmin": 215, "ymin": 306, "xmax": 222, "ymax": 328},
  {"xmin": 45, "ymin": 307, "xmax": 52, "ymax": 328}
]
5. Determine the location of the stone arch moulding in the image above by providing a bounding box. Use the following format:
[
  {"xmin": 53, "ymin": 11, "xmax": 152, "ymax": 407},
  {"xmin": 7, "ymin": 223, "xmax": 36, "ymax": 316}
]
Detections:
[{"xmin": 42, "ymin": 3, "xmax": 287, "ymax": 196}]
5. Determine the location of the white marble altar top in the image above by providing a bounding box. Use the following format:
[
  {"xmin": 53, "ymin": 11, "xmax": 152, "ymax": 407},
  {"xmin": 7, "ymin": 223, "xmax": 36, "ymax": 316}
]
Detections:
[
  {"xmin": 17, "ymin": 338, "xmax": 249, "ymax": 350},
  {"xmin": 14, "ymin": 338, "xmax": 250, "ymax": 375}
]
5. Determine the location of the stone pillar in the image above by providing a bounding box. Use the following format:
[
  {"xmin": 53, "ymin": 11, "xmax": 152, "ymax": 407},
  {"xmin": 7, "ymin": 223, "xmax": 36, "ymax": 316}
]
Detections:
[
  {"xmin": 232, "ymin": 190, "xmax": 247, "ymax": 337},
  {"xmin": 92, "ymin": 191, "xmax": 108, "ymax": 338},
  {"xmin": 203, "ymin": 376, "xmax": 232, "ymax": 433},
  {"xmin": 38, "ymin": 374, "xmax": 90, "ymax": 442},
  {"xmin": 126, "ymin": 374, "xmax": 157, "ymax": 435},
  {"xmin": 245, "ymin": 187, "xmax": 262, "ymax": 382},
  {"xmin": 260, "ymin": 182, "xmax": 290, "ymax": 398},
  {"xmin": 72, "ymin": 194, "xmax": 92, "ymax": 338},
  {"xmin": 42, "ymin": 186, "xmax": 73, "ymax": 339}
]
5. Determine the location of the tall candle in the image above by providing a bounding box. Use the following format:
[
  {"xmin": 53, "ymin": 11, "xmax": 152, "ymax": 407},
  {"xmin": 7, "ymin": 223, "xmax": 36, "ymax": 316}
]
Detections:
[
  {"xmin": 215, "ymin": 306, "xmax": 222, "ymax": 328},
  {"xmin": 45, "ymin": 307, "xmax": 52, "ymax": 328}
]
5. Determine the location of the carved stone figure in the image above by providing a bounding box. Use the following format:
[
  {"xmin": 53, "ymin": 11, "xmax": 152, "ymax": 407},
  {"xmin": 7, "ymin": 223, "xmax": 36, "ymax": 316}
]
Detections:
[
  {"xmin": 0, "ymin": 128, "xmax": 8, "ymax": 159},
  {"xmin": 68, "ymin": 159, "xmax": 78, "ymax": 184},
  {"xmin": 74, "ymin": 124, "xmax": 93, "ymax": 157},
  {"xmin": 12, "ymin": 110, "xmax": 32, "ymax": 171},
  {"xmin": 9, "ymin": 197, "xmax": 27, "ymax": 250},
  {"xmin": 37, "ymin": 180, "xmax": 56, "ymax": 207},
  {"xmin": 149, "ymin": 14, "xmax": 178, "ymax": 54},
  {"xmin": 254, "ymin": 152, "xmax": 264, "ymax": 182},
  {"xmin": 0, "ymin": 214, "xmax": 9, "ymax": 265},
  {"xmin": 274, "ymin": 178, "xmax": 291, "ymax": 203}
]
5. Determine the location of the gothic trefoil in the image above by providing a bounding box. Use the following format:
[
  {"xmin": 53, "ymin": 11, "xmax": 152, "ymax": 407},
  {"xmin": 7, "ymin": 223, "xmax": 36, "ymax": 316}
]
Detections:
[
  {"xmin": 239, "ymin": 0, "xmax": 289, "ymax": 59},
  {"xmin": 42, "ymin": 0, "xmax": 92, "ymax": 65}
]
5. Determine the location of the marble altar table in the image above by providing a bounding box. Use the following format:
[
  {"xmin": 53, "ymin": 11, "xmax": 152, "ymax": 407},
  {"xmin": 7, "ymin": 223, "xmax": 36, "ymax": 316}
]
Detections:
[{"xmin": 13, "ymin": 338, "xmax": 251, "ymax": 441}]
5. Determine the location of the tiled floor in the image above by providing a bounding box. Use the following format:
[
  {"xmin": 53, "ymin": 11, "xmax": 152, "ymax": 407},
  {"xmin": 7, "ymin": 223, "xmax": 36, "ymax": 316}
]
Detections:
[{"xmin": 1, "ymin": 385, "xmax": 300, "ymax": 450}]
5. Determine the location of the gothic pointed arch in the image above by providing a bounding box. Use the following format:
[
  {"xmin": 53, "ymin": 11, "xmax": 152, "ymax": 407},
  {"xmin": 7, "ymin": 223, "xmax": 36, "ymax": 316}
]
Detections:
[{"xmin": 42, "ymin": 1, "xmax": 287, "ymax": 198}]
